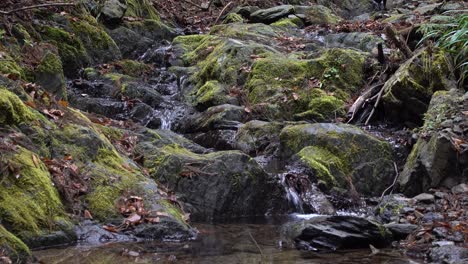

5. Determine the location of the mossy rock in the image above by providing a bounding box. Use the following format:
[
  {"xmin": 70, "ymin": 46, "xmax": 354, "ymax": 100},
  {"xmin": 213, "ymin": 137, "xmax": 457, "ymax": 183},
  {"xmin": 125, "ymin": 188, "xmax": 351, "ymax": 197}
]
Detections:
[
  {"xmin": 125, "ymin": 0, "xmax": 160, "ymax": 20},
  {"xmin": 40, "ymin": 26, "xmax": 90, "ymax": 77},
  {"xmin": 71, "ymin": 17, "xmax": 122, "ymax": 64},
  {"xmin": 0, "ymin": 55, "xmax": 25, "ymax": 80},
  {"xmin": 234, "ymin": 120, "xmax": 284, "ymax": 155},
  {"xmin": 115, "ymin": 59, "xmax": 151, "ymax": 77},
  {"xmin": 139, "ymin": 143, "xmax": 285, "ymax": 221},
  {"xmin": 0, "ymin": 86, "xmax": 35, "ymax": 125},
  {"xmin": 271, "ymin": 16, "xmax": 304, "ymax": 28},
  {"xmin": 0, "ymin": 147, "xmax": 67, "ymax": 238},
  {"xmin": 382, "ymin": 48, "xmax": 454, "ymax": 126},
  {"xmin": 280, "ymin": 123, "xmax": 395, "ymax": 195},
  {"xmin": 35, "ymin": 52, "xmax": 67, "ymax": 100},
  {"xmin": 399, "ymin": 89, "xmax": 467, "ymax": 196},
  {"xmin": 295, "ymin": 89, "xmax": 346, "ymax": 122},
  {"xmin": 192, "ymin": 80, "xmax": 233, "ymax": 110},
  {"xmin": 0, "ymin": 225, "xmax": 31, "ymax": 263},
  {"xmin": 295, "ymin": 5, "xmax": 342, "ymax": 25}
]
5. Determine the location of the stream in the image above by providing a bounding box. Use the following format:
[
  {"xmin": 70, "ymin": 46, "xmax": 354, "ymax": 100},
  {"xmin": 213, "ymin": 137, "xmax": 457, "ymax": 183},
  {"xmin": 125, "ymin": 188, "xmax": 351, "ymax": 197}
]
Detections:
[{"xmin": 34, "ymin": 217, "xmax": 420, "ymax": 264}]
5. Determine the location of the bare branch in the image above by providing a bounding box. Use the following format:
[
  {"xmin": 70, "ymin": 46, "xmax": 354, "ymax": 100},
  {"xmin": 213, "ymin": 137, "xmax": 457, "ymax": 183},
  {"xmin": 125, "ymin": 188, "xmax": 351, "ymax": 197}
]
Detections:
[{"xmin": 0, "ymin": 2, "xmax": 75, "ymax": 15}]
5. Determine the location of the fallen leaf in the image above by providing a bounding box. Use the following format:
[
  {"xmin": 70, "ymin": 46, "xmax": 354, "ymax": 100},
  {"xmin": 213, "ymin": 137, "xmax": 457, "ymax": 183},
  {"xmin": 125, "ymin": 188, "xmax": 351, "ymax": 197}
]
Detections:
[
  {"xmin": 125, "ymin": 213, "xmax": 142, "ymax": 224},
  {"xmin": 84, "ymin": 210, "xmax": 93, "ymax": 219},
  {"xmin": 103, "ymin": 225, "xmax": 119, "ymax": 233},
  {"xmin": 32, "ymin": 154, "xmax": 40, "ymax": 168}
]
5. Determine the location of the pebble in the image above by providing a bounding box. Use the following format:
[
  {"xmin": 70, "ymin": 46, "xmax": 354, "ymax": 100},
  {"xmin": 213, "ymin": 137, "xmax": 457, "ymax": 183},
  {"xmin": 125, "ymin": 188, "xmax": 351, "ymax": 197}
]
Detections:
[
  {"xmin": 432, "ymin": 241, "xmax": 455, "ymax": 247},
  {"xmin": 413, "ymin": 193, "xmax": 435, "ymax": 203},
  {"xmin": 451, "ymin": 183, "xmax": 468, "ymax": 194}
]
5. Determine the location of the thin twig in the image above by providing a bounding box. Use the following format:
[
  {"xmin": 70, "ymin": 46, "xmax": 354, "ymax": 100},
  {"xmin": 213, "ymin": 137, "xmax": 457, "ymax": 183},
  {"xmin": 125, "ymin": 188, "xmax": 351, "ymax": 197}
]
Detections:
[
  {"xmin": 213, "ymin": 1, "xmax": 233, "ymax": 25},
  {"xmin": 0, "ymin": 3, "xmax": 75, "ymax": 15},
  {"xmin": 379, "ymin": 162, "xmax": 400, "ymax": 201},
  {"xmin": 248, "ymin": 230, "xmax": 263, "ymax": 256},
  {"xmin": 364, "ymin": 84, "xmax": 385, "ymax": 125}
]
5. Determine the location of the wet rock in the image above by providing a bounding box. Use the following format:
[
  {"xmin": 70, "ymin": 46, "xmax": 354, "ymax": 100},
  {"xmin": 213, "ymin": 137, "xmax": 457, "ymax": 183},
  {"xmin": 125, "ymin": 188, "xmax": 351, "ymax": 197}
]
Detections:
[
  {"xmin": 384, "ymin": 223, "xmax": 417, "ymax": 240},
  {"xmin": 188, "ymin": 130, "xmax": 237, "ymax": 150},
  {"xmin": 313, "ymin": 0, "xmax": 373, "ymax": 18},
  {"xmin": 452, "ymin": 183, "xmax": 468, "ymax": 194},
  {"xmin": 74, "ymin": 221, "xmax": 136, "ymax": 245},
  {"xmin": 234, "ymin": 6, "xmax": 260, "ymax": 19},
  {"xmin": 281, "ymin": 216, "xmax": 391, "ymax": 251},
  {"xmin": 141, "ymin": 144, "xmax": 286, "ymax": 221},
  {"xmin": 399, "ymin": 90, "xmax": 468, "ymax": 196},
  {"xmin": 280, "ymin": 123, "xmax": 395, "ymax": 195},
  {"xmin": 23, "ymin": 231, "xmax": 76, "ymax": 250},
  {"xmin": 133, "ymin": 218, "xmax": 196, "ymax": 241},
  {"xmin": 376, "ymin": 194, "xmax": 413, "ymax": 223},
  {"xmin": 429, "ymin": 245, "xmax": 468, "ymax": 264},
  {"xmin": 122, "ymin": 82, "xmax": 163, "ymax": 108},
  {"xmin": 234, "ymin": 120, "xmax": 284, "ymax": 156},
  {"xmin": 421, "ymin": 212, "xmax": 444, "ymax": 223},
  {"xmin": 413, "ymin": 193, "xmax": 435, "ymax": 203},
  {"xmin": 182, "ymin": 104, "xmax": 246, "ymax": 133},
  {"xmin": 100, "ymin": 0, "xmax": 127, "ymax": 25},
  {"xmin": 0, "ymin": 225, "xmax": 32, "ymax": 263},
  {"xmin": 35, "ymin": 52, "xmax": 67, "ymax": 100},
  {"xmin": 250, "ymin": 5, "xmax": 295, "ymax": 24}
]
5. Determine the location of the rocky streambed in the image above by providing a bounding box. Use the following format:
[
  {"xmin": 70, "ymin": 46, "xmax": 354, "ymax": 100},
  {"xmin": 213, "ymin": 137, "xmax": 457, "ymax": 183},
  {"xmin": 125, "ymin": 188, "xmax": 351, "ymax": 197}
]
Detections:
[{"xmin": 0, "ymin": 0, "xmax": 466, "ymax": 263}]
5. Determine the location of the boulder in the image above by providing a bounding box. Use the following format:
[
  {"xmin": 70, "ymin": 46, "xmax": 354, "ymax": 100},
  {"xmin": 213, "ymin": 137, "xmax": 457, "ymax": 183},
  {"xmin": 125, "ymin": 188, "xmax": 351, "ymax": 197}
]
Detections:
[
  {"xmin": 382, "ymin": 49, "xmax": 454, "ymax": 126},
  {"xmin": 294, "ymin": 5, "xmax": 341, "ymax": 25},
  {"xmin": 140, "ymin": 144, "xmax": 286, "ymax": 221},
  {"xmin": 281, "ymin": 216, "xmax": 391, "ymax": 251},
  {"xmin": 399, "ymin": 90, "xmax": 468, "ymax": 196},
  {"xmin": 280, "ymin": 123, "xmax": 395, "ymax": 195},
  {"xmin": 234, "ymin": 120, "xmax": 284, "ymax": 155},
  {"xmin": 250, "ymin": 5, "xmax": 295, "ymax": 24},
  {"xmin": 430, "ymin": 246, "xmax": 468, "ymax": 264},
  {"xmin": 100, "ymin": 0, "xmax": 128, "ymax": 25},
  {"xmin": 384, "ymin": 223, "xmax": 417, "ymax": 240}
]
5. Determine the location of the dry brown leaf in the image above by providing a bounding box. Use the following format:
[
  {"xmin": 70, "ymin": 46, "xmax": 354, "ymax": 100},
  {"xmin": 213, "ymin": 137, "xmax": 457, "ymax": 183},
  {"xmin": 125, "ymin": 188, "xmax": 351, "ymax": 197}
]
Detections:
[{"xmin": 84, "ymin": 210, "xmax": 93, "ymax": 219}]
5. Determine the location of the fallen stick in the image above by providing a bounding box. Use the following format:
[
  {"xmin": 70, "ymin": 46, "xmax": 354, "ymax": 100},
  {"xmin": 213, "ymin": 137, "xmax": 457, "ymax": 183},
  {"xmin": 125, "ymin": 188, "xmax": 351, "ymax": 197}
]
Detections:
[
  {"xmin": 379, "ymin": 162, "xmax": 399, "ymax": 201},
  {"xmin": 347, "ymin": 83, "xmax": 383, "ymax": 123},
  {"xmin": 0, "ymin": 3, "xmax": 75, "ymax": 15},
  {"xmin": 213, "ymin": 1, "xmax": 233, "ymax": 25},
  {"xmin": 364, "ymin": 83, "xmax": 385, "ymax": 125},
  {"xmin": 385, "ymin": 25, "xmax": 413, "ymax": 59}
]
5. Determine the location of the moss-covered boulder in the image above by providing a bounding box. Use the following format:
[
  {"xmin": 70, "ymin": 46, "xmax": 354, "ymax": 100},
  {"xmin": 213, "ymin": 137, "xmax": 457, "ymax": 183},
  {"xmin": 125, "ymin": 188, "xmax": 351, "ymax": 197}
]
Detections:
[
  {"xmin": 0, "ymin": 147, "xmax": 67, "ymax": 239},
  {"xmin": 139, "ymin": 144, "xmax": 285, "ymax": 221},
  {"xmin": 35, "ymin": 51, "xmax": 67, "ymax": 100},
  {"xmin": 234, "ymin": 120, "xmax": 285, "ymax": 155},
  {"xmin": 71, "ymin": 17, "xmax": 122, "ymax": 64},
  {"xmin": 39, "ymin": 26, "xmax": 90, "ymax": 77},
  {"xmin": 295, "ymin": 5, "xmax": 341, "ymax": 25},
  {"xmin": 250, "ymin": 5, "xmax": 295, "ymax": 24},
  {"xmin": 399, "ymin": 89, "xmax": 468, "ymax": 196},
  {"xmin": 382, "ymin": 48, "xmax": 454, "ymax": 126},
  {"xmin": 0, "ymin": 87, "xmax": 35, "ymax": 125},
  {"xmin": 182, "ymin": 104, "xmax": 246, "ymax": 133},
  {"xmin": 280, "ymin": 123, "xmax": 395, "ymax": 195},
  {"xmin": 100, "ymin": 0, "xmax": 128, "ymax": 25},
  {"xmin": 192, "ymin": 80, "xmax": 237, "ymax": 110},
  {"xmin": 324, "ymin": 32, "xmax": 384, "ymax": 52},
  {"xmin": 245, "ymin": 48, "xmax": 366, "ymax": 120},
  {"xmin": 0, "ymin": 225, "xmax": 31, "ymax": 263},
  {"xmin": 223, "ymin": 13, "xmax": 244, "ymax": 24}
]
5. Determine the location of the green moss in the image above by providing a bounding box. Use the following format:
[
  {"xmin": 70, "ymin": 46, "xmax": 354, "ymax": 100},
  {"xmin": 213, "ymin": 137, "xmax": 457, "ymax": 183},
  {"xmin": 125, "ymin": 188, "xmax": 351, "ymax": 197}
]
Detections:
[
  {"xmin": 307, "ymin": 48, "xmax": 366, "ymax": 95},
  {"xmin": 295, "ymin": 89, "xmax": 345, "ymax": 121},
  {"xmin": 0, "ymin": 86, "xmax": 35, "ymax": 125},
  {"xmin": 222, "ymin": 13, "xmax": 244, "ymax": 24},
  {"xmin": 86, "ymin": 148, "xmax": 142, "ymax": 221},
  {"xmin": 247, "ymin": 56, "xmax": 309, "ymax": 104},
  {"xmin": 271, "ymin": 17, "xmax": 303, "ymax": 28},
  {"xmin": 70, "ymin": 18, "xmax": 120, "ymax": 63},
  {"xmin": 159, "ymin": 199, "xmax": 188, "ymax": 226},
  {"xmin": 0, "ymin": 147, "xmax": 66, "ymax": 237},
  {"xmin": 116, "ymin": 59, "xmax": 151, "ymax": 77},
  {"xmin": 36, "ymin": 52, "xmax": 62, "ymax": 74},
  {"xmin": 0, "ymin": 225, "xmax": 31, "ymax": 262},
  {"xmin": 40, "ymin": 26, "xmax": 89, "ymax": 75},
  {"xmin": 299, "ymin": 5, "xmax": 341, "ymax": 25},
  {"xmin": 298, "ymin": 146, "xmax": 344, "ymax": 187},
  {"xmin": 0, "ymin": 57, "xmax": 25, "ymax": 80},
  {"xmin": 125, "ymin": 0, "xmax": 160, "ymax": 20},
  {"xmin": 193, "ymin": 80, "xmax": 228, "ymax": 109}
]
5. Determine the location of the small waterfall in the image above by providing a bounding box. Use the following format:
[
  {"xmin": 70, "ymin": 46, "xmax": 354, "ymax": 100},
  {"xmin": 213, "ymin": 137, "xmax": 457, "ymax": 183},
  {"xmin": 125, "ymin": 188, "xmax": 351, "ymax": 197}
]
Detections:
[{"xmin": 280, "ymin": 173, "xmax": 305, "ymax": 213}]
